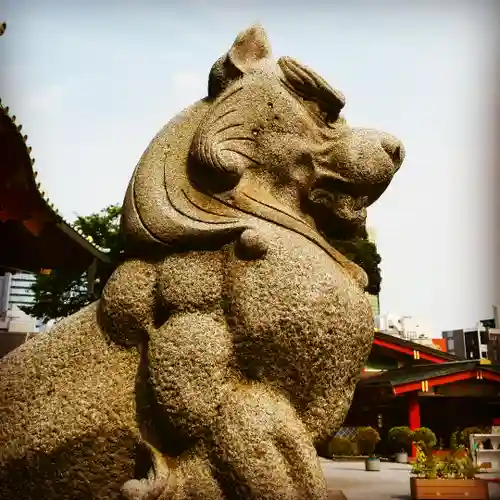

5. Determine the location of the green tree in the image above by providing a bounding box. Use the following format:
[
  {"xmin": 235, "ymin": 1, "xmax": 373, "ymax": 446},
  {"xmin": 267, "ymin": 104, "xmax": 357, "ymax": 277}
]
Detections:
[
  {"xmin": 325, "ymin": 225, "xmax": 382, "ymax": 296},
  {"xmin": 21, "ymin": 205, "xmax": 123, "ymax": 322},
  {"xmin": 332, "ymin": 236, "xmax": 382, "ymax": 296}
]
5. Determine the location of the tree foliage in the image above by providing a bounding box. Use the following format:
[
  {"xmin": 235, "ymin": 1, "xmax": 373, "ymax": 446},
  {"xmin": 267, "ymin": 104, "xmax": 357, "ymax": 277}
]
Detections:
[
  {"xmin": 73, "ymin": 204, "xmax": 124, "ymax": 262},
  {"xmin": 325, "ymin": 225, "xmax": 382, "ymax": 296},
  {"xmin": 21, "ymin": 205, "xmax": 123, "ymax": 322}
]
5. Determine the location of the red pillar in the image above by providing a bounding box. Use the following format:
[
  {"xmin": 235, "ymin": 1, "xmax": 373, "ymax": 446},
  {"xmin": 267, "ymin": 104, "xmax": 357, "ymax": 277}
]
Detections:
[{"xmin": 408, "ymin": 392, "xmax": 420, "ymax": 457}]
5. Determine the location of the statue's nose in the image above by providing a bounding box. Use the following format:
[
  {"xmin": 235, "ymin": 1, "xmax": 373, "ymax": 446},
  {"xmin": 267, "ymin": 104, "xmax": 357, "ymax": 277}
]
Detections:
[{"xmin": 380, "ymin": 134, "xmax": 405, "ymax": 170}]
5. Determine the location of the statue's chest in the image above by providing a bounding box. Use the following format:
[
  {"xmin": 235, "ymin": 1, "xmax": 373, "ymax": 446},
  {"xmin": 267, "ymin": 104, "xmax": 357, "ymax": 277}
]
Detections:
[{"xmin": 225, "ymin": 226, "xmax": 374, "ymax": 354}]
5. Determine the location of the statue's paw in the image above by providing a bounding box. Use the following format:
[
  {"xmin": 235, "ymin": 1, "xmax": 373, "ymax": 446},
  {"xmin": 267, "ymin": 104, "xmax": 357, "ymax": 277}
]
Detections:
[
  {"xmin": 121, "ymin": 448, "xmax": 177, "ymax": 500},
  {"xmin": 121, "ymin": 478, "xmax": 154, "ymax": 500},
  {"xmin": 121, "ymin": 474, "xmax": 174, "ymax": 500}
]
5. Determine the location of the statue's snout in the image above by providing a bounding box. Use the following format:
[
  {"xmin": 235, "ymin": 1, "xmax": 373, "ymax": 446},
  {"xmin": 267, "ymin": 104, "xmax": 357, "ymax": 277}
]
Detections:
[{"xmin": 380, "ymin": 133, "xmax": 405, "ymax": 172}]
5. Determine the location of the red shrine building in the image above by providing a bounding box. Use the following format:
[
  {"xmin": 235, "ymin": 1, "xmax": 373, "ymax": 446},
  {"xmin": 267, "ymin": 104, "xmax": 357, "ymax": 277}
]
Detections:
[{"xmin": 346, "ymin": 331, "xmax": 500, "ymax": 452}]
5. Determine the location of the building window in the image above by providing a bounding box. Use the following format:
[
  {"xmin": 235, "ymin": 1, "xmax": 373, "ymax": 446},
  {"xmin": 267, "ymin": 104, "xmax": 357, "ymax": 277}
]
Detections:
[
  {"xmin": 447, "ymin": 339, "xmax": 455, "ymax": 351},
  {"xmin": 8, "ymin": 295, "xmax": 35, "ymax": 304},
  {"xmin": 9, "ymin": 288, "xmax": 34, "ymax": 296}
]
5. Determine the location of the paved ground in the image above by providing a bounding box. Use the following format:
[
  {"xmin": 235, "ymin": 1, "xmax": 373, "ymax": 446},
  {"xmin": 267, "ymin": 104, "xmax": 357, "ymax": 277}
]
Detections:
[{"xmin": 320, "ymin": 459, "xmax": 500, "ymax": 500}]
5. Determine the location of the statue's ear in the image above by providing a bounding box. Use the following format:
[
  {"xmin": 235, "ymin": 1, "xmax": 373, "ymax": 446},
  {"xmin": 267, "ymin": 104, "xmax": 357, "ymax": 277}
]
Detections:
[
  {"xmin": 228, "ymin": 24, "xmax": 272, "ymax": 73},
  {"xmin": 208, "ymin": 24, "xmax": 272, "ymax": 99}
]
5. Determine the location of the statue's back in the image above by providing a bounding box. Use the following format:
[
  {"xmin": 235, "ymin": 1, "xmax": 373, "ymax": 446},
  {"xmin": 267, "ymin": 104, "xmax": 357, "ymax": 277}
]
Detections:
[{"xmin": 0, "ymin": 304, "xmax": 141, "ymax": 498}]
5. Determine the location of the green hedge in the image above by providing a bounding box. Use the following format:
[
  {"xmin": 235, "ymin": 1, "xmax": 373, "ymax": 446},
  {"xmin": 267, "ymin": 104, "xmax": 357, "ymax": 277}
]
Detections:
[
  {"xmin": 412, "ymin": 427, "xmax": 437, "ymax": 449},
  {"xmin": 356, "ymin": 426, "xmax": 381, "ymax": 456},
  {"xmin": 326, "ymin": 436, "xmax": 356, "ymax": 457}
]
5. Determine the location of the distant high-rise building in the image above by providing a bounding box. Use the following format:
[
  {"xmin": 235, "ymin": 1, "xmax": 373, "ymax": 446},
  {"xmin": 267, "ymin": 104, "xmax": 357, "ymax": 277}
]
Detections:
[
  {"xmin": 368, "ymin": 294, "xmax": 380, "ymax": 317},
  {"xmin": 442, "ymin": 308, "xmax": 500, "ymax": 363},
  {"xmin": 0, "ymin": 272, "xmax": 36, "ymax": 314},
  {"xmin": 0, "ymin": 272, "xmax": 44, "ymax": 338}
]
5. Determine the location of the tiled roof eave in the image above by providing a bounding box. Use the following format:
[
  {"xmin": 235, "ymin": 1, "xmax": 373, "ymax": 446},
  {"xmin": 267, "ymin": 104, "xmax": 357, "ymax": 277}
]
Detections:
[
  {"xmin": 374, "ymin": 330, "xmax": 459, "ymax": 362},
  {"xmin": 359, "ymin": 361, "xmax": 500, "ymax": 390},
  {"xmin": 0, "ymin": 100, "xmax": 109, "ymax": 258}
]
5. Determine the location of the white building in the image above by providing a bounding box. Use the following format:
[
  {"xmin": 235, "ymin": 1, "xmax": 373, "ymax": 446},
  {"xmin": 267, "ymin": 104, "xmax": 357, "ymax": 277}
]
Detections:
[
  {"xmin": 0, "ymin": 272, "xmax": 36, "ymax": 312},
  {"xmin": 0, "ymin": 272, "xmax": 42, "ymax": 332},
  {"xmin": 375, "ymin": 313, "xmax": 436, "ymax": 347}
]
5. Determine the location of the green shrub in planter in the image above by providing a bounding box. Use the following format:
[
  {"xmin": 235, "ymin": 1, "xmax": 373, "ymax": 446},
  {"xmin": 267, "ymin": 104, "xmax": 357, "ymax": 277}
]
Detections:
[
  {"xmin": 355, "ymin": 426, "xmax": 381, "ymax": 456},
  {"xmin": 450, "ymin": 430, "xmax": 459, "ymax": 450},
  {"xmin": 388, "ymin": 426, "xmax": 413, "ymax": 454},
  {"xmin": 413, "ymin": 427, "xmax": 437, "ymax": 449},
  {"xmin": 458, "ymin": 426, "xmax": 489, "ymax": 447},
  {"xmin": 327, "ymin": 436, "xmax": 355, "ymax": 457}
]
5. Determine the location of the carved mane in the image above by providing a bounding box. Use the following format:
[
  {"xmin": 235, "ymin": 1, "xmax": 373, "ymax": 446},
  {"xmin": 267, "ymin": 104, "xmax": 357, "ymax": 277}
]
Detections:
[
  {"xmin": 121, "ymin": 101, "xmax": 365, "ymax": 286},
  {"xmin": 121, "ymin": 25, "xmax": 368, "ymax": 287}
]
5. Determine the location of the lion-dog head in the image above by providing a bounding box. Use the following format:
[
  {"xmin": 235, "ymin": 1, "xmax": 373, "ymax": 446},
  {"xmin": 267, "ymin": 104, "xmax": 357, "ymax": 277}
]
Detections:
[
  {"xmin": 121, "ymin": 24, "xmax": 404, "ymax": 289},
  {"xmin": 192, "ymin": 24, "xmax": 404, "ymax": 232}
]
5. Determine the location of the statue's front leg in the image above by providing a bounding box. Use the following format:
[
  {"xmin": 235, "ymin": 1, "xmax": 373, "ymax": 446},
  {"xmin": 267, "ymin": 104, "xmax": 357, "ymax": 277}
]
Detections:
[
  {"xmin": 121, "ymin": 309, "xmax": 233, "ymax": 500},
  {"xmin": 112, "ymin": 301, "xmax": 327, "ymax": 499},
  {"xmin": 120, "ymin": 386, "xmax": 328, "ymax": 500},
  {"xmin": 209, "ymin": 385, "xmax": 328, "ymax": 500}
]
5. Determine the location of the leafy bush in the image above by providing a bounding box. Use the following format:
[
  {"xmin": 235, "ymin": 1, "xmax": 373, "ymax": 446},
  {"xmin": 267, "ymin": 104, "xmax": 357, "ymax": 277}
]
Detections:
[
  {"xmin": 388, "ymin": 426, "xmax": 413, "ymax": 454},
  {"xmin": 412, "ymin": 427, "xmax": 437, "ymax": 449},
  {"xmin": 355, "ymin": 426, "xmax": 381, "ymax": 456},
  {"xmin": 411, "ymin": 442, "xmax": 481, "ymax": 480},
  {"xmin": 327, "ymin": 437, "xmax": 356, "ymax": 457},
  {"xmin": 450, "ymin": 430, "xmax": 459, "ymax": 450},
  {"xmin": 325, "ymin": 234, "xmax": 382, "ymax": 295},
  {"xmin": 458, "ymin": 426, "xmax": 489, "ymax": 447}
]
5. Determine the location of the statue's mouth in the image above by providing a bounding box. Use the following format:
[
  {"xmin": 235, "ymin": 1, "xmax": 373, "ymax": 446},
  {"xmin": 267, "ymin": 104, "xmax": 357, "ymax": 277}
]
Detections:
[
  {"xmin": 310, "ymin": 175, "xmax": 390, "ymax": 210},
  {"xmin": 306, "ymin": 175, "xmax": 391, "ymax": 234}
]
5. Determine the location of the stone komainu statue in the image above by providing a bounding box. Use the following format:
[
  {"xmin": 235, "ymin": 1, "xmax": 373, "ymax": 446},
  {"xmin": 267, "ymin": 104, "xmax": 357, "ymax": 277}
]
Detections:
[{"xmin": 0, "ymin": 25, "xmax": 404, "ymax": 500}]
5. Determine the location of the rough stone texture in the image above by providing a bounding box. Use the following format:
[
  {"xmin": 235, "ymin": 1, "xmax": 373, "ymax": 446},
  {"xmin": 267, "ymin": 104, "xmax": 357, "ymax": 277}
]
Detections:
[
  {"xmin": 0, "ymin": 304, "xmax": 141, "ymax": 498},
  {"xmin": 0, "ymin": 24, "xmax": 404, "ymax": 499}
]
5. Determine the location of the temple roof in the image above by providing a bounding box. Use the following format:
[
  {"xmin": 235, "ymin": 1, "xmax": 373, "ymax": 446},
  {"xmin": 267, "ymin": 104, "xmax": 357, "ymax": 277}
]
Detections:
[
  {"xmin": 373, "ymin": 330, "xmax": 458, "ymax": 363},
  {"xmin": 0, "ymin": 21, "xmax": 111, "ymax": 275},
  {"xmin": 0, "ymin": 101, "xmax": 110, "ymax": 274},
  {"xmin": 360, "ymin": 360, "xmax": 500, "ymax": 394}
]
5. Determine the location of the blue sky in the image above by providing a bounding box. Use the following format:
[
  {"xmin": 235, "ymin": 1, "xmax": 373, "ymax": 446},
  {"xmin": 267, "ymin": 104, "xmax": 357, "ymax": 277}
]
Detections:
[{"xmin": 1, "ymin": 0, "xmax": 499, "ymax": 335}]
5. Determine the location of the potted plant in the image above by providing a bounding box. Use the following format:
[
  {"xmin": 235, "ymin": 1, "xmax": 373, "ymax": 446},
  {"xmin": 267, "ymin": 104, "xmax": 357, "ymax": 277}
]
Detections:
[
  {"xmin": 412, "ymin": 427, "xmax": 437, "ymax": 449},
  {"xmin": 388, "ymin": 426, "xmax": 412, "ymax": 464},
  {"xmin": 450, "ymin": 430, "xmax": 459, "ymax": 451},
  {"xmin": 325, "ymin": 436, "xmax": 355, "ymax": 458},
  {"xmin": 355, "ymin": 426, "xmax": 381, "ymax": 471},
  {"xmin": 410, "ymin": 443, "xmax": 489, "ymax": 500},
  {"xmin": 458, "ymin": 426, "xmax": 489, "ymax": 448}
]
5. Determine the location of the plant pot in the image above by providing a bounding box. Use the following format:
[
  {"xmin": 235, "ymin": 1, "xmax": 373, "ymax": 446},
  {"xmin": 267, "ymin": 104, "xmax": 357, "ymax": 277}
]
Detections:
[
  {"xmin": 365, "ymin": 457, "xmax": 381, "ymax": 471},
  {"xmin": 394, "ymin": 451, "xmax": 408, "ymax": 464},
  {"xmin": 410, "ymin": 477, "xmax": 489, "ymax": 500}
]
